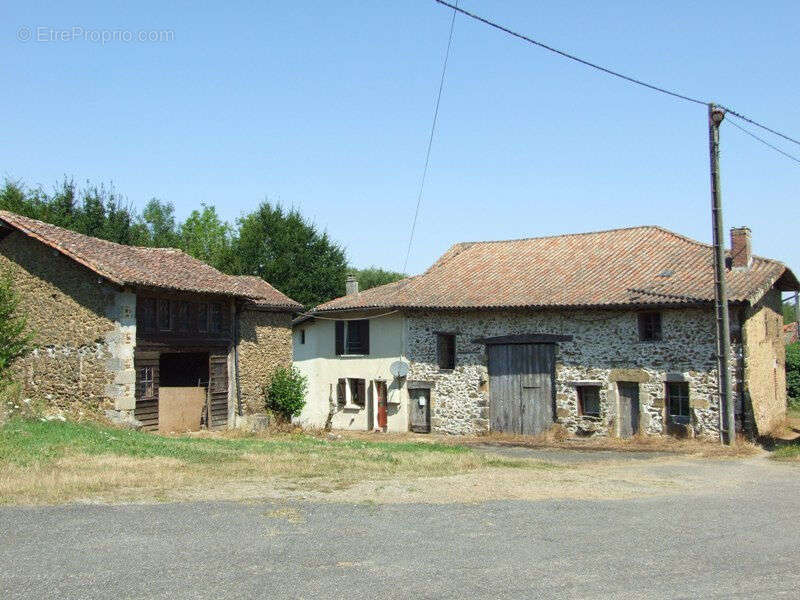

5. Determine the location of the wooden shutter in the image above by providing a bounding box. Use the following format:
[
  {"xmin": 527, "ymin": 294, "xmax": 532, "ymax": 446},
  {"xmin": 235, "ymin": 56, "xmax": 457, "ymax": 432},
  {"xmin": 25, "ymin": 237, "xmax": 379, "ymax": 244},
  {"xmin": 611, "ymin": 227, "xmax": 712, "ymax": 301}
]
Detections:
[
  {"xmin": 335, "ymin": 321, "xmax": 345, "ymax": 355},
  {"xmin": 337, "ymin": 378, "xmax": 346, "ymax": 404},
  {"xmin": 208, "ymin": 353, "xmax": 229, "ymax": 429},
  {"xmin": 361, "ymin": 320, "xmax": 369, "ymax": 355}
]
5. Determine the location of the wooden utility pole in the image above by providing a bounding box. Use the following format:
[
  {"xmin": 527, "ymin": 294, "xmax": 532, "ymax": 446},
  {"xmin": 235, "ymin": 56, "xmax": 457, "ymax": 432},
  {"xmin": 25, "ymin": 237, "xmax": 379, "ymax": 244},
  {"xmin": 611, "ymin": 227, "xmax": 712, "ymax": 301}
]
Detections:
[{"xmin": 708, "ymin": 103, "xmax": 735, "ymax": 445}]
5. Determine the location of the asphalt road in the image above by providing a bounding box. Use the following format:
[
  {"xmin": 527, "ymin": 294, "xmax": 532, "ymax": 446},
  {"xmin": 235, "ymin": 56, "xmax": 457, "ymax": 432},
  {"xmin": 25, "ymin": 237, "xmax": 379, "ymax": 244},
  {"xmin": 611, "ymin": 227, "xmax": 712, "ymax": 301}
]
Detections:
[{"xmin": 2, "ymin": 455, "xmax": 799, "ymax": 599}]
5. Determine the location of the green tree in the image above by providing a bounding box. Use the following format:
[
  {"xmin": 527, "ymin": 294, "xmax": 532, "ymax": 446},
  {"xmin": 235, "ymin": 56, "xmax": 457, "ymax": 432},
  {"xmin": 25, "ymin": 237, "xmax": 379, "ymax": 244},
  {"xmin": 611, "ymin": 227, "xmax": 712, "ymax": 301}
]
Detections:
[
  {"xmin": 784, "ymin": 300, "xmax": 797, "ymax": 325},
  {"xmin": 179, "ymin": 204, "xmax": 233, "ymax": 271},
  {"xmin": 140, "ymin": 198, "xmax": 180, "ymax": 248},
  {"xmin": 787, "ymin": 343, "xmax": 800, "ymax": 404},
  {"xmin": 232, "ymin": 202, "xmax": 348, "ymax": 307},
  {"xmin": 351, "ymin": 267, "xmax": 406, "ymax": 291},
  {"xmin": 0, "ymin": 272, "xmax": 31, "ymax": 375},
  {"xmin": 263, "ymin": 366, "xmax": 307, "ymax": 420}
]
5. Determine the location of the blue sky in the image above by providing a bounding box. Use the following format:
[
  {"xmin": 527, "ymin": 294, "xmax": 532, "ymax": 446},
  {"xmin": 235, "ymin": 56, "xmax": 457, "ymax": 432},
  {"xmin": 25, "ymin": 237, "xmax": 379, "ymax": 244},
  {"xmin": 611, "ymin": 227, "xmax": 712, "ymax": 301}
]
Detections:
[{"xmin": 2, "ymin": 1, "xmax": 799, "ymax": 278}]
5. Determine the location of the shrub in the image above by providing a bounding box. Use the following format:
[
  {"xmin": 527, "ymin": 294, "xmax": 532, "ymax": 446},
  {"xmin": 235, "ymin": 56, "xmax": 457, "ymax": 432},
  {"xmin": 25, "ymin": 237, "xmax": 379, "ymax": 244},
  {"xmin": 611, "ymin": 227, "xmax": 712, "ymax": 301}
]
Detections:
[
  {"xmin": 264, "ymin": 366, "xmax": 307, "ymax": 421},
  {"xmin": 787, "ymin": 343, "xmax": 800, "ymax": 406},
  {"xmin": 0, "ymin": 271, "xmax": 31, "ymax": 375}
]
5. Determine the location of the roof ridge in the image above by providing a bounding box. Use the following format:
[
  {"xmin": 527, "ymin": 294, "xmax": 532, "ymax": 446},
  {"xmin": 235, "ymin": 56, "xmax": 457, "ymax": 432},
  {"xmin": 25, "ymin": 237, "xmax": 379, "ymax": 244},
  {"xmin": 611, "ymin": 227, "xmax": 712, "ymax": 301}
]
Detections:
[{"xmin": 457, "ymin": 225, "xmax": 664, "ymax": 246}]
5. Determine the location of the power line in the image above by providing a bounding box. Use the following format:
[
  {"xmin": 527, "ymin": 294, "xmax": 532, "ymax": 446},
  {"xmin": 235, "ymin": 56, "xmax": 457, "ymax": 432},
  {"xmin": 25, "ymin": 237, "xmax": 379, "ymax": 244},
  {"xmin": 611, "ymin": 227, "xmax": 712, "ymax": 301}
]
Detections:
[
  {"xmin": 726, "ymin": 117, "xmax": 800, "ymax": 166},
  {"xmin": 402, "ymin": 0, "xmax": 458, "ymax": 274},
  {"xmin": 432, "ymin": 0, "xmax": 800, "ymax": 148},
  {"xmin": 432, "ymin": 0, "xmax": 706, "ymax": 106}
]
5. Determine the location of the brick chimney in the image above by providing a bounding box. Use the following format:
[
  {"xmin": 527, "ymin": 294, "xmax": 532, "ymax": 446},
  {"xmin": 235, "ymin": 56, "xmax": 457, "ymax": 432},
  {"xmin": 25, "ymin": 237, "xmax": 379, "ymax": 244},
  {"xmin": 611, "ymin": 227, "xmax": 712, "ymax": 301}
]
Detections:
[
  {"xmin": 346, "ymin": 275, "xmax": 359, "ymax": 296},
  {"xmin": 730, "ymin": 227, "xmax": 752, "ymax": 269}
]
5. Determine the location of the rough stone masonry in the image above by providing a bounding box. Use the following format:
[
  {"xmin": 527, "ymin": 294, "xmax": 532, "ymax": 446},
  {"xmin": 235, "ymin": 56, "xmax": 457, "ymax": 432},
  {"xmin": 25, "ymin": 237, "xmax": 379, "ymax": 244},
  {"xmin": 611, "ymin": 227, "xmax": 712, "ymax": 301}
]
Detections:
[{"xmin": 405, "ymin": 307, "xmax": 741, "ymax": 438}]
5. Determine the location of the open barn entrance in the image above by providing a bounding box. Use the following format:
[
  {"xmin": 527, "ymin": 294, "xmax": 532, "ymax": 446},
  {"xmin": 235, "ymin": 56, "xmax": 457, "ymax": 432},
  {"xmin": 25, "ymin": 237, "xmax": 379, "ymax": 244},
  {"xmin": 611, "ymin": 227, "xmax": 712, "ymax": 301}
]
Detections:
[
  {"xmin": 160, "ymin": 352, "xmax": 209, "ymax": 387},
  {"xmin": 135, "ymin": 350, "xmax": 229, "ymax": 432}
]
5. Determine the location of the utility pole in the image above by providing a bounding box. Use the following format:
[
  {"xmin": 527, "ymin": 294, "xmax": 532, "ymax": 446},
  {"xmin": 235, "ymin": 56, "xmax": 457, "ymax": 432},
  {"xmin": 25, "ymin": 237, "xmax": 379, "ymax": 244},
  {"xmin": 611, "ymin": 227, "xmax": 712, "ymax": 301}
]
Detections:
[{"xmin": 708, "ymin": 103, "xmax": 735, "ymax": 445}]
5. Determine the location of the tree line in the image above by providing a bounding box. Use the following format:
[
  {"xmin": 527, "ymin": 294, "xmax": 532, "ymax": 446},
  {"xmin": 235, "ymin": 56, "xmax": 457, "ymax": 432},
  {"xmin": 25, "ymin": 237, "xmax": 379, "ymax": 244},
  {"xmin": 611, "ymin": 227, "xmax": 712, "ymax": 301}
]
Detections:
[{"xmin": 0, "ymin": 178, "xmax": 405, "ymax": 307}]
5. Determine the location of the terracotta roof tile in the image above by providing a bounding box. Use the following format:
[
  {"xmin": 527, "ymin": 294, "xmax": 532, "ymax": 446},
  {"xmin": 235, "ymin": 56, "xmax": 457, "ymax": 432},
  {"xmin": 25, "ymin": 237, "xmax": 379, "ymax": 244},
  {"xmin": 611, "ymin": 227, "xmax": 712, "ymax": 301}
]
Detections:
[
  {"xmin": 0, "ymin": 210, "xmax": 301, "ymax": 310},
  {"xmin": 315, "ymin": 226, "xmax": 797, "ymax": 312}
]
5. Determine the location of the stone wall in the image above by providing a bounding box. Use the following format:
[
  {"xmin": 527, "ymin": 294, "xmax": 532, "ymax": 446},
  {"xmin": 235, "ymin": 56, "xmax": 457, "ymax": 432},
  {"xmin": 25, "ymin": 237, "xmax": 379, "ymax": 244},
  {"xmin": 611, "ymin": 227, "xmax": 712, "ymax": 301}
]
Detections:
[
  {"xmin": 742, "ymin": 288, "xmax": 786, "ymax": 436},
  {"xmin": 1, "ymin": 232, "xmax": 136, "ymax": 417},
  {"xmin": 406, "ymin": 307, "xmax": 741, "ymax": 438},
  {"xmin": 236, "ymin": 308, "xmax": 293, "ymax": 415}
]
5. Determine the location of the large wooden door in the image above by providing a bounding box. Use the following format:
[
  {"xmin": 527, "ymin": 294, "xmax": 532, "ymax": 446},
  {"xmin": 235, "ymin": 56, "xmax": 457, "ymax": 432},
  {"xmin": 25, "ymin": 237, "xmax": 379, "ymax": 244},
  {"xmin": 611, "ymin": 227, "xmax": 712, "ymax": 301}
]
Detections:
[
  {"xmin": 618, "ymin": 382, "xmax": 640, "ymax": 438},
  {"xmin": 488, "ymin": 343, "xmax": 555, "ymax": 435},
  {"xmin": 409, "ymin": 387, "xmax": 431, "ymax": 433}
]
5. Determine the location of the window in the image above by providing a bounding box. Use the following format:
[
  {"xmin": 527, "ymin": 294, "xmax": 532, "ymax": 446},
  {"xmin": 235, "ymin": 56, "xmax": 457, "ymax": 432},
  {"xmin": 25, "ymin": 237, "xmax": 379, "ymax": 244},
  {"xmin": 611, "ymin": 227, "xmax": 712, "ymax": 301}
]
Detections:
[
  {"xmin": 638, "ymin": 312, "xmax": 662, "ymax": 341},
  {"xmin": 197, "ymin": 303, "xmax": 208, "ymax": 333},
  {"xmin": 209, "ymin": 303, "xmax": 223, "ymax": 334},
  {"xmin": 437, "ymin": 333, "xmax": 456, "ymax": 370},
  {"xmin": 300, "ymin": 329, "xmax": 306, "ymax": 344},
  {"xmin": 335, "ymin": 320, "xmax": 370, "ymax": 355},
  {"xmin": 137, "ymin": 297, "xmax": 156, "ymax": 333},
  {"xmin": 577, "ymin": 386, "xmax": 601, "ymax": 417},
  {"xmin": 348, "ymin": 378, "xmax": 366, "ymax": 406},
  {"xmin": 667, "ymin": 382, "xmax": 690, "ymax": 423},
  {"xmin": 176, "ymin": 301, "xmax": 190, "ymax": 333},
  {"xmin": 158, "ymin": 299, "xmax": 171, "ymax": 331},
  {"xmin": 138, "ymin": 366, "xmax": 155, "ymax": 399}
]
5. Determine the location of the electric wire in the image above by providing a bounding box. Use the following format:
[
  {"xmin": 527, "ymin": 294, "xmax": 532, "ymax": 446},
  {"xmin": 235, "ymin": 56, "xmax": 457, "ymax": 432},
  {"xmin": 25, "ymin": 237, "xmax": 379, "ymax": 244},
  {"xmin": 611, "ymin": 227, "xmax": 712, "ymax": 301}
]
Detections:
[
  {"xmin": 432, "ymin": 0, "xmax": 800, "ymax": 148},
  {"xmin": 726, "ymin": 117, "xmax": 800, "ymax": 166},
  {"xmin": 402, "ymin": 0, "xmax": 458, "ymax": 274}
]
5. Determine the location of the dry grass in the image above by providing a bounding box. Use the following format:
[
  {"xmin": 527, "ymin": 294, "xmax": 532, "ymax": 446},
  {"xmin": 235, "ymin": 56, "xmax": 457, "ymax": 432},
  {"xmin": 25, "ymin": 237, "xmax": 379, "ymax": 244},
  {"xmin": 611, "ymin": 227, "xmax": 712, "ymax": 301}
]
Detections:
[
  {"xmin": 330, "ymin": 427, "xmax": 760, "ymax": 459},
  {"xmin": 472, "ymin": 430, "xmax": 760, "ymax": 458},
  {"xmin": 0, "ymin": 419, "xmax": 559, "ymax": 505},
  {"xmin": 1, "ymin": 419, "xmax": 768, "ymax": 505}
]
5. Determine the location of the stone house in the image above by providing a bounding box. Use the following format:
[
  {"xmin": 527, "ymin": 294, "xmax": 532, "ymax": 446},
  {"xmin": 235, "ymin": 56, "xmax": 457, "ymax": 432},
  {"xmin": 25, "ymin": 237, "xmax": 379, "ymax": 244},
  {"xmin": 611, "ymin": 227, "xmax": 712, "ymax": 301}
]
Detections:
[
  {"xmin": 294, "ymin": 226, "xmax": 797, "ymax": 439},
  {"xmin": 0, "ymin": 210, "xmax": 301, "ymax": 430}
]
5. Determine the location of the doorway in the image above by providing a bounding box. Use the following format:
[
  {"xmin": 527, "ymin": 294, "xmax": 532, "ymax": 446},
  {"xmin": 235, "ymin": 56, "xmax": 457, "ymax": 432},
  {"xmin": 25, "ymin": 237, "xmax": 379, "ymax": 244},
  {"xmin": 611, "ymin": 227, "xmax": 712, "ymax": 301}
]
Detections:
[
  {"xmin": 488, "ymin": 343, "xmax": 555, "ymax": 435},
  {"xmin": 375, "ymin": 380, "xmax": 388, "ymax": 431},
  {"xmin": 409, "ymin": 387, "xmax": 431, "ymax": 433},
  {"xmin": 618, "ymin": 382, "xmax": 640, "ymax": 438}
]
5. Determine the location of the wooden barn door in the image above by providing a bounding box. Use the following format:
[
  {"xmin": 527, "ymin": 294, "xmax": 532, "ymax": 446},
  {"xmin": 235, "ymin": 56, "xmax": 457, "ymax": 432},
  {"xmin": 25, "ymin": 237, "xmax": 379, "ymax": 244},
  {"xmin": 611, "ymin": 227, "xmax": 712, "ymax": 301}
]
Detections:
[
  {"xmin": 488, "ymin": 343, "xmax": 555, "ymax": 435},
  {"xmin": 618, "ymin": 382, "xmax": 640, "ymax": 438},
  {"xmin": 208, "ymin": 353, "xmax": 229, "ymax": 429},
  {"xmin": 134, "ymin": 356, "xmax": 160, "ymax": 431}
]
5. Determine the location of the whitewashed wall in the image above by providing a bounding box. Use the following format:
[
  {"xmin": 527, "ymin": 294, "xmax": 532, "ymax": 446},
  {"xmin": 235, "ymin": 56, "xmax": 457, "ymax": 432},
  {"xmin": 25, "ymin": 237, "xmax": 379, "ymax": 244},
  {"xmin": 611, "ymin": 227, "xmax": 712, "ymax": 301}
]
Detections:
[{"xmin": 293, "ymin": 313, "xmax": 409, "ymax": 432}]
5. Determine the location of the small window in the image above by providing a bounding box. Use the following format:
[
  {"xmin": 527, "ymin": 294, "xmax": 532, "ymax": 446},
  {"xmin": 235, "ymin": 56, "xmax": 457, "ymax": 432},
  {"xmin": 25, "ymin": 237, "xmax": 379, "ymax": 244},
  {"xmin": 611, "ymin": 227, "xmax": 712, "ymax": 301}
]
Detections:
[
  {"xmin": 638, "ymin": 312, "xmax": 662, "ymax": 341},
  {"xmin": 577, "ymin": 385, "xmax": 601, "ymax": 417},
  {"xmin": 348, "ymin": 378, "xmax": 366, "ymax": 406},
  {"xmin": 137, "ymin": 297, "xmax": 157, "ymax": 333},
  {"xmin": 138, "ymin": 366, "xmax": 155, "ymax": 399},
  {"xmin": 197, "ymin": 303, "xmax": 208, "ymax": 333},
  {"xmin": 158, "ymin": 299, "xmax": 171, "ymax": 331},
  {"xmin": 209, "ymin": 303, "xmax": 223, "ymax": 334},
  {"xmin": 437, "ymin": 333, "xmax": 456, "ymax": 370},
  {"xmin": 176, "ymin": 301, "xmax": 190, "ymax": 333},
  {"xmin": 667, "ymin": 382, "xmax": 690, "ymax": 423},
  {"xmin": 335, "ymin": 320, "xmax": 370, "ymax": 355},
  {"xmin": 300, "ymin": 329, "xmax": 306, "ymax": 344}
]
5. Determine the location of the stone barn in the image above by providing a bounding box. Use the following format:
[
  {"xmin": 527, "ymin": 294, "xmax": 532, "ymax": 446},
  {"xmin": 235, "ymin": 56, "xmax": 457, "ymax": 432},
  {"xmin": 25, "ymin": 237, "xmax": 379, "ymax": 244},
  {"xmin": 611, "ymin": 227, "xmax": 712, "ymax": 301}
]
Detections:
[
  {"xmin": 294, "ymin": 226, "xmax": 797, "ymax": 440},
  {"xmin": 0, "ymin": 210, "xmax": 301, "ymax": 430}
]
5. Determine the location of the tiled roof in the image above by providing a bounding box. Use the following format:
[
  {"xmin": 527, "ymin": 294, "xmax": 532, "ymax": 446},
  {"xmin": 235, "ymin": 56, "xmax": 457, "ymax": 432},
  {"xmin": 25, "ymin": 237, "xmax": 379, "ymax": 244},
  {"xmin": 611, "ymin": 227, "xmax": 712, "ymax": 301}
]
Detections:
[
  {"xmin": 0, "ymin": 210, "xmax": 301, "ymax": 310},
  {"xmin": 315, "ymin": 226, "xmax": 798, "ymax": 312}
]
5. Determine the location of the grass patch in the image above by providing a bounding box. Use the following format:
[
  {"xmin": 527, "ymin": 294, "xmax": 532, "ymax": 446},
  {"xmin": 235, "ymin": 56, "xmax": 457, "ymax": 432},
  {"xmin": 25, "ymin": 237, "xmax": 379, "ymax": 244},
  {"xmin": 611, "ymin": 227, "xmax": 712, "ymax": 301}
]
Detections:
[
  {"xmin": 0, "ymin": 419, "xmax": 487, "ymax": 505},
  {"xmin": 770, "ymin": 442, "xmax": 800, "ymax": 462}
]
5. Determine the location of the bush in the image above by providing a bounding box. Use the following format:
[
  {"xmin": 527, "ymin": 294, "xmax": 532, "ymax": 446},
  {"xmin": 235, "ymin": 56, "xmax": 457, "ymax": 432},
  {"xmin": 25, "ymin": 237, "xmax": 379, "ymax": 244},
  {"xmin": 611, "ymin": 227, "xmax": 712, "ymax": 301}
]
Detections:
[
  {"xmin": 0, "ymin": 271, "xmax": 31, "ymax": 375},
  {"xmin": 787, "ymin": 343, "xmax": 800, "ymax": 406},
  {"xmin": 264, "ymin": 367, "xmax": 307, "ymax": 421}
]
